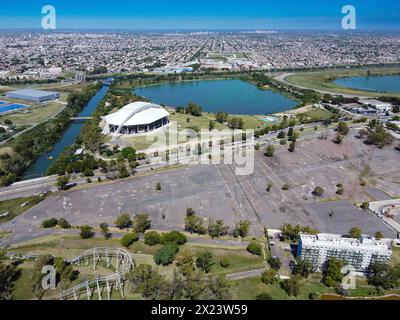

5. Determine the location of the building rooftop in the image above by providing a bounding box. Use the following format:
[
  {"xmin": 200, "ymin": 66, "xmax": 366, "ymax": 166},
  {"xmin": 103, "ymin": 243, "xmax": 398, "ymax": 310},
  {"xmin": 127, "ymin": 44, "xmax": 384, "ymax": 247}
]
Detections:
[
  {"xmin": 300, "ymin": 233, "xmax": 392, "ymax": 252},
  {"xmin": 104, "ymin": 101, "xmax": 169, "ymax": 127},
  {"xmin": 7, "ymin": 88, "xmax": 59, "ymax": 98}
]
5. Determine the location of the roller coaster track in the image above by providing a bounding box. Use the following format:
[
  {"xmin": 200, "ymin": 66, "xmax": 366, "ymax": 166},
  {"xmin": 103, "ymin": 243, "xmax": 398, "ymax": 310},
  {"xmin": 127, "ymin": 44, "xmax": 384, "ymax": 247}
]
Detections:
[
  {"xmin": 54, "ymin": 247, "xmax": 135, "ymax": 300},
  {"xmin": 8, "ymin": 247, "xmax": 135, "ymax": 300}
]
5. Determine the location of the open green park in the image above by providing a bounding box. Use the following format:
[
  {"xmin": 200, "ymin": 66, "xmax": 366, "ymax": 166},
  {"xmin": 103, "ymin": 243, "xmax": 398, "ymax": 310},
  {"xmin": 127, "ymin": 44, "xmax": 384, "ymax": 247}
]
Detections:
[{"xmin": 285, "ymin": 66, "xmax": 400, "ymax": 98}]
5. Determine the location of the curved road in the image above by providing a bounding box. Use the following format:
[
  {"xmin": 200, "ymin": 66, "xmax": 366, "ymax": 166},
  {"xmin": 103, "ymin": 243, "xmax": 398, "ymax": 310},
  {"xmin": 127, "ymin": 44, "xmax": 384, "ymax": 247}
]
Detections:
[{"xmin": 274, "ymin": 72, "xmax": 369, "ymax": 99}]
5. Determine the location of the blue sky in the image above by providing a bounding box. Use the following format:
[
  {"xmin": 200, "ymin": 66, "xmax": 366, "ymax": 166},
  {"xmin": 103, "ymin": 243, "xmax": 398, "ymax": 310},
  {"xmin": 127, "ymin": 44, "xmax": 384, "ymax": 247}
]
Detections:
[{"xmin": 0, "ymin": 0, "xmax": 399, "ymax": 30}]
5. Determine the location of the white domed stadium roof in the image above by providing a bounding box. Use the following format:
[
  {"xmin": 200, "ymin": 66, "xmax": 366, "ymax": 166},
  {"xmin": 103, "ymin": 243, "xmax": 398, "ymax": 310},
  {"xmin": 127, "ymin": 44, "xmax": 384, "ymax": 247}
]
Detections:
[{"xmin": 104, "ymin": 102, "xmax": 169, "ymax": 127}]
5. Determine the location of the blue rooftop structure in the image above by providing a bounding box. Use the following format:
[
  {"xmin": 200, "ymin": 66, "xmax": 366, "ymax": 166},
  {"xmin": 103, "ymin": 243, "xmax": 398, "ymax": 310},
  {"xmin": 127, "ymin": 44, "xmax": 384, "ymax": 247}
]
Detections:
[{"xmin": 6, "ymin": 89, "xmax": 60, "ymax": 103}]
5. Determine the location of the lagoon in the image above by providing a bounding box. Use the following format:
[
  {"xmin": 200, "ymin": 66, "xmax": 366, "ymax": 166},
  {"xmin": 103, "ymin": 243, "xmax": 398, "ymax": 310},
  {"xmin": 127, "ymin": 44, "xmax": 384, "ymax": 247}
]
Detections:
[
  {"xmin": 335, "ymin": 75, "xmax": 400, "ymax": 93},
  {"xmin": 134, "ymin": 79, "xmax": 297, "ymax": 115}
]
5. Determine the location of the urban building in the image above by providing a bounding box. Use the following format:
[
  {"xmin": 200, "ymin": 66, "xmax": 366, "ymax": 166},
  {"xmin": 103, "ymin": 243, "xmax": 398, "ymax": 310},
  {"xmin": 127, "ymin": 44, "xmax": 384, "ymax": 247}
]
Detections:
[
  {"xmin": 6, "ymin": 89, "xmax": 60, "ymax": 103},
  {"xmin": 297, "ymin": 233, "xmax": 392, "ymax": 272},
  {"xmin": 102, "ymin": 101, "xmax": 169, "ymax": 136},
  {"xmin": 359, "ymin": 99, "xmax": 392, "ymax": 113}
]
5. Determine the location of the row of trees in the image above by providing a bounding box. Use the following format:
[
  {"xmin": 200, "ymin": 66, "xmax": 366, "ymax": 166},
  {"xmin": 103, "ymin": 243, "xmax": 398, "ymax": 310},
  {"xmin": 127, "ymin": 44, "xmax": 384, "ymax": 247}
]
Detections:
[
  {"xmin": 184, "ymin": 208, "xmax": 251, "ymax": 239},
  {"xmin": 130, "ymin": 250, "xmax": 230, "ymax": 300}
]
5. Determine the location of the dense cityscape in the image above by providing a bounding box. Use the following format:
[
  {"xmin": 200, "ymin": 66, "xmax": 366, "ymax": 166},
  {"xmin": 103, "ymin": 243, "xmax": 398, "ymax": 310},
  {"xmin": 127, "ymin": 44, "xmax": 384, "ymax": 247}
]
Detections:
[{"xmin": 1, "ymin": 31, "xmax": 400, "ymax": 79}]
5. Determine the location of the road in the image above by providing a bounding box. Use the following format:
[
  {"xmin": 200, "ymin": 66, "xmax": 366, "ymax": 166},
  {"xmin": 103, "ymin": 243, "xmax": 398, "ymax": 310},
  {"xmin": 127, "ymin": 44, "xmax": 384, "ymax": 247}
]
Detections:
[
  {"xmin": 369, "ymin": 199, "xmax": 400, "ymax": 234},
  {"xmin": 274, "ymin": 73, "xmax": 369, "ymax": 99}
]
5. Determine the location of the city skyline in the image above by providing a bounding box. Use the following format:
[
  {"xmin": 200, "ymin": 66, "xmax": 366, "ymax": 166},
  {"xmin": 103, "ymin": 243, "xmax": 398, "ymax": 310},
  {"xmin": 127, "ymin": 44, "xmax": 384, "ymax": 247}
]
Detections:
[{"xmin": 0, "ymin": 0, "xmax": 400, "ymax": 30}]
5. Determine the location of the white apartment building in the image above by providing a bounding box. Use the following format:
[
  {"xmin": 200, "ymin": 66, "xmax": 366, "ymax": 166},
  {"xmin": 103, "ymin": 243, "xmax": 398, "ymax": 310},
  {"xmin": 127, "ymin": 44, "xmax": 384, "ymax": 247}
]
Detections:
[{"xmin": 297, "ymin": 233, "xmax": 392, "ymax": 272}]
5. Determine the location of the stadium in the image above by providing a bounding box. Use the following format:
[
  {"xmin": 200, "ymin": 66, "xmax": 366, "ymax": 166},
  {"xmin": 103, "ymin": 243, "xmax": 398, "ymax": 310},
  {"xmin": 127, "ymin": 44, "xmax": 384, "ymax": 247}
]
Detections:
[{"xmin": 102, "ymin": 101, "xmax": 170, "ymax": 136}]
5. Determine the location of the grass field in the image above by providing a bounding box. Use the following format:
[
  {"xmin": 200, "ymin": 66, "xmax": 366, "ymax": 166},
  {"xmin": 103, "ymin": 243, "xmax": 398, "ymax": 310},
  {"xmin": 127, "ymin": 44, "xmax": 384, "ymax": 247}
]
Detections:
[
  {"xmin": 0, "ymin": 194, "xmax": 46, "ymax": 224},
  {"xmin": 0, "ymin": 102, "xmax": 66, "ymax": 126},
  {"xmin": 286, "ymin": 67, "xmax": 400, "ymax": 98},
  {"xmin": 117, "ymin": 108, "xmax": 266, "ymax": 151},
  {"xmin": 9, "ymin": 234, "xmax": 266, "ymax": 300}
]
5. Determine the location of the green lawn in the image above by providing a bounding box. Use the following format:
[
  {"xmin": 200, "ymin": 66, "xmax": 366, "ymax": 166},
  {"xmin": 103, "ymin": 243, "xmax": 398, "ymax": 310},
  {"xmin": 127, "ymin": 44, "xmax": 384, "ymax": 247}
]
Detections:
[
  {"xmin": 286, "ymin": 67, "xmax": 400, "ymax": 98},
  {"xmin": 0, "ymin": 102, "xmax": 65, "ymax": 126},
  {"xmin": 297, "ymin": 108, "xmax": 334, "ymax": 122},
  {"xmin": 230, "ymin": 277, "xmax": 335, "ymax": 300},
  {"xmin": 0, "ymin": 194, "xmax": 46, "ymax": 225}
]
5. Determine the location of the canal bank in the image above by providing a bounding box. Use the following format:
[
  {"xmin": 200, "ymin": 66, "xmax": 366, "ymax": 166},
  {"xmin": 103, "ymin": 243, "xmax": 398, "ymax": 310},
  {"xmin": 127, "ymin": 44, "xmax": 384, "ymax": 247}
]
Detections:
[{"xmin": 23, "ymin": 84, "xmax": 110, "ymax": 180}]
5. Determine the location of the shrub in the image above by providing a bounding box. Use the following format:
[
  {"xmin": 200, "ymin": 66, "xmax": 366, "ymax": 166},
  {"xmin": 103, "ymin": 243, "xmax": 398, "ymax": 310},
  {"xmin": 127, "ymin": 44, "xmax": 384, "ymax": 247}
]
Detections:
[
  {"xmin": 41, "ymin": 218, "xmax": 58, "ymax": 228},
  {"xmin": 121, "ymin": 232, "xmax": 139, "ymax": 247},
  {"xmin": 154, "ymin": 243, "xmax": 179, "ymax": 266},
  {"xmin": 133, "ymin": 214, "xmax": 151, "ymax": 234},
  {"xmin": 160, "ymin": 231, "xmax": 187, "ymax": 245},
  {"xmin": 57, "ymin": 218, "xmax": 71, "ymax": 229},
  {"xmin": 80, "ymin": 225, "xmax": 95, "ymax": 239},
  {"xmin": 156, "ymin": 182, "xmax": 161, "ymax": 191},
  {"xmin": 360, "ymin": 202, "xmax": 370, "ymax": 210},
  {"xmin": 268, "ymin": 257, "xmax": 282, "ymax": 271},
  {"xmin": 312, "ymin": 186, "xmax": 324, "ymax": 197},
  {"xmin": 114, "ymin": 213, "xmax": 132, "ymax": 230},
  {"xmin": 144, "ymin": 231, "xmax": 161, "ymax": 246},
  {"xmin": 195, "ymin": 250, "xmax": 214, "ymax": 273},
  {"xmin": 247, "ymin": 242, "xmax": 262, "ymax": 256},
  {"xmin": 219, "ymin": 257, "xmax": 230, "ymax": 268}
]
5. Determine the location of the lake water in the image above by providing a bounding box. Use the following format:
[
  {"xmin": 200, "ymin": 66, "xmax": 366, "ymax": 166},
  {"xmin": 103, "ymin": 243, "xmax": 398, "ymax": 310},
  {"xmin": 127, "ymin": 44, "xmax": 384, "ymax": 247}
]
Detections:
[
  {"xmin": 23, "ymin": 84, "xmax": 109, "ymax": 180},
  {"xmin": 134, "ymin": 79, "xmax": 297, "ymax": 115},
  {"xmin": 335, "ymin": 75, "xmax": 400, "ymax": 93}
]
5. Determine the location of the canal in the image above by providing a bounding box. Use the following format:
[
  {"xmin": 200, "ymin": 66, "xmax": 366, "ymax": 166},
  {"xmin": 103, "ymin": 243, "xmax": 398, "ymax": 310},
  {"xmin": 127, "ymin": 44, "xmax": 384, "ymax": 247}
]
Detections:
[{"xmin": 23, "ymin": 84, "xmax": 110, "ymax": 180}]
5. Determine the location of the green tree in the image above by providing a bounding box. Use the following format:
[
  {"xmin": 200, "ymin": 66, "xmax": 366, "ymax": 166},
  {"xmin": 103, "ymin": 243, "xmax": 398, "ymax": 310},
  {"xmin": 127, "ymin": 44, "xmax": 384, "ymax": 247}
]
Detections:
[
  {"xmin": 114, "ymin": 213, "xmax": 133, "ymax": 230},
  {"xmin": 228, "ymin": 117, "xmax": 244, "ymax": 129},
  {"xmin": 184, "ymin": 214, "xmax": 206, "ymax": 235},
  {"xmin": 41, "ymin": 218, "xmax": 58, "ymax": 228},
  {"xmin": 100, "ymin": 223, "xmax": 112, "ymax": 239},
  {"xmin": 121, "ymin": 232, "xmax": 139, "ymax": 247},
  {"xmin": 57, "ymin": 218, "xmax": 71, "ymax": 229},
  {"xmin": 0, "ymin": 251, "xmax": 20, "ymax": 300},
  {"xmin": 281, "ymin": 275, "xmax": 302, "ymax": 297},
  {"xmin": 129, "ymin": 264, "xmax": 168, "ymax": 300},
  {"xmin": 261, "ymin": 269, "xmax": 278, "ymax": 285},
  {"xmin": 160, "ymin": 231, "xmax": 187, "ymax": 245},
  {"xmin": 176, "ymin": 249, "xmax": 195, "ymax": 277},
  {"xmin": 232, "ymin": 220, "xmax": 251, "ymax": 238},
  {"xmin": 322, "ymin": 258, "xmax": 344, "ymax": 287},
  {"xmin": 337, "ymin": 121, "xmax": 349, "ymax": 135},
  {"xmin": 348, "ymin": 227, "xmax": 362, "ymax": 239},
  {"xmin": 208, "ymin": 219, "xmax": 229, "ymax": 239},
  {"xmin": 268, "ymin": 257, "xmax": 282, "ymax": 271},
  {"xmin": 154, "ymin": 243, "xmax": 179, "ymax": 266},
  {"xmin": 79, "ymin": 225, "xmax": 95, "ymax": 239},
  {"xmin": 367, "ymin": 262, "xmax": 400, "ymax": 290},
  {"xmin": 215, "ymin": 111, "xmax": 228, "ymax": 124},
  {"xmin": 312, "ymin": 186, "xmax": 324, "ymax": 197},
  {"xmin": 247, "ymin": 242, "xmax": 262, "ymax": 256},
  {"xmin": 133, "ymin": 214, "xmax": 151, "ymax": 234},
  {"xmin": 56, "ymin": 175, "xmax": 70, "ymax": 190},
  {"xmin": 374, "ymin": 231, "xmax": 384, "ymax": 240},
  {"xmin": 293, "ymin": 259, "xmax": 314, "ymax": 278},
  {"xmin": 265, "ymin": 145, "xmax": 275, "ymax": 157},
  {"xmin": 196, "ymin": 250, "xmax": 214, "ymax": 273},
  {"xmin": 144, "ymin": 231, "xmax": 161, "ymax": 246}
]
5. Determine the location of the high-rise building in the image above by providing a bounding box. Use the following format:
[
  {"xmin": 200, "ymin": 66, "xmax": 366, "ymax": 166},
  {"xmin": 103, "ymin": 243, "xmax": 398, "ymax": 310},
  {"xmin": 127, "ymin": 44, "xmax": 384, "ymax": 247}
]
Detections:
[{"xmin": 297, "ymin": 233, "xmax": 392, "ymax": 272}]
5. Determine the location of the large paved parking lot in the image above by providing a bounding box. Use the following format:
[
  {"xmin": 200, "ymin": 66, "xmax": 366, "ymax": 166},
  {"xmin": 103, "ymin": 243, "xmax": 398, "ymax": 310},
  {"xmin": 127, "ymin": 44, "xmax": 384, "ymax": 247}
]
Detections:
[{"xmin": 1, "ymin": 133, "xmax": 399, "ymax": 245}]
